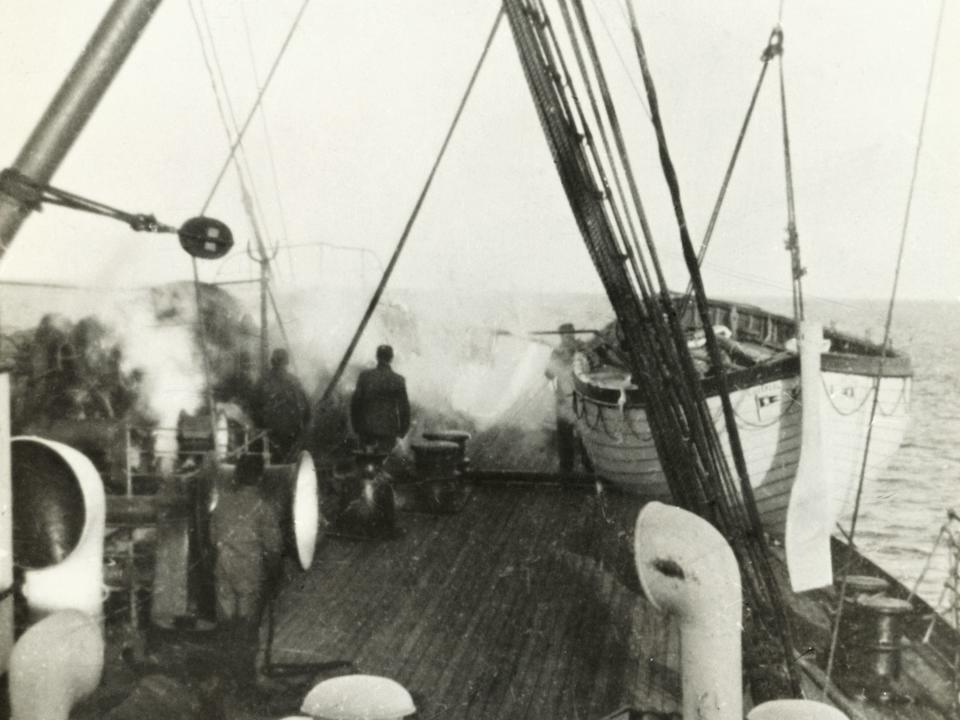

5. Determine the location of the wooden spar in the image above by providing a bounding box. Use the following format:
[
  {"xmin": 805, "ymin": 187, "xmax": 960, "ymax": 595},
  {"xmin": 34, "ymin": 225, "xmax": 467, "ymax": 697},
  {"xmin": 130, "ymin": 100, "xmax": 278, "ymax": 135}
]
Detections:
[{"xmin": 0, "ymin": 0, "xmax": 164, "ymax": 257}]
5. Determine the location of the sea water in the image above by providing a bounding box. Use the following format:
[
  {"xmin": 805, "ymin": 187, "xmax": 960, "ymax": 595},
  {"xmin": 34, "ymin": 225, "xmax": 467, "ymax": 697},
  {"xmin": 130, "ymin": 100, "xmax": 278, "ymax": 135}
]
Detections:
[{"xmin": 851, "ymin": 300, "xmax": 960, "ymax": 613}]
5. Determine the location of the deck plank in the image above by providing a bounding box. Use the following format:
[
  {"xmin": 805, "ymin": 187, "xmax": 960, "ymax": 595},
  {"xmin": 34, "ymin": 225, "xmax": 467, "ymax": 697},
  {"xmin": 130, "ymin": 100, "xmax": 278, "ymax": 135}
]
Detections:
[{"xmin": 270, "ymin": 483, "xmax": 662, "ymax": 718}]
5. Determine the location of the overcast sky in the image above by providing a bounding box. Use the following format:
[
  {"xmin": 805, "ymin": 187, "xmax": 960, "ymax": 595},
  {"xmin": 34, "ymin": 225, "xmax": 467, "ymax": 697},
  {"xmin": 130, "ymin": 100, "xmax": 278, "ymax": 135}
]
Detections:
[{"xmin": 0, "ymin": 0, "xmax": 957, "ymax": 307}]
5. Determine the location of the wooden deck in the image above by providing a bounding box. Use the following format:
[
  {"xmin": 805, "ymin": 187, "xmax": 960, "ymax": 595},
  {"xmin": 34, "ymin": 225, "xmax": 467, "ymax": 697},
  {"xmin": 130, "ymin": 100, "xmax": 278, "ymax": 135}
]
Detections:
[{"xmin": 268, "ymin": 482, "xmax": 681, "ymax": 719}]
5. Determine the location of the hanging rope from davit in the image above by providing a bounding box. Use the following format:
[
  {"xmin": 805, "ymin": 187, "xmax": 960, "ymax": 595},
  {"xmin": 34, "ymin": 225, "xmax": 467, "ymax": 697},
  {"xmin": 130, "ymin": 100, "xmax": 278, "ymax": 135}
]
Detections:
[
  {"xmin": 678, "ymin": 27, "xmax": 783, "ymax": 318},
  {"xmin": 777, "ymin": 30, "xmax": 806, "ymax": 324},
  {"xmin": 622, "ymin": 0, "xmax": 801, "ymax": 697}
]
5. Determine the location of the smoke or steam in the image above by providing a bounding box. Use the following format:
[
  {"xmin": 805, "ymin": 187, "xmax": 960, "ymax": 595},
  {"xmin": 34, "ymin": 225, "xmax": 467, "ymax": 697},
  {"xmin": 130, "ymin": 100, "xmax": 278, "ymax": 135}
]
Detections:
[
  {"xmin": 115, "ymin": 293, "xmax": 205, "ymax": 430},
  {"xmin": 0, "ymin": 278, "xmax": 609, "ymax": 454},
  {"xmin": 262, "ymin": 285, "xmax": 562, "ymax": 435}
]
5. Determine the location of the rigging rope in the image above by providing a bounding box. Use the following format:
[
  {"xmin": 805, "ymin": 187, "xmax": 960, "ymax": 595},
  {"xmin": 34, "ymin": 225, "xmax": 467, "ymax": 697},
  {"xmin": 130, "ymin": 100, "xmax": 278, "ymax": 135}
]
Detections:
[
  {"xmin": 561, "ymin": 0, "xmax": 738, "ymax": 513},
  {"xmin": 623, "ymin": 0, "xmax": 759, "ymax": 529},
  {"xmin": 778, "ymin": 42, "xmax": 805, "ymax": 323},
  {"xmin": 187, "ymin": 0, "xmax": 277, "ymax": 290},
  {"xmin": 199, "ymin": 0, "xmax": 312, "ymax": 216},
  {"xmin": 824, "ymin": 0, "xmax": 947, "ymax": 692},
  {"xmin": 186, "ymin": 0, "xmax": 266, "ymax": 427},
  {"xmin": 504, "ymin": 0, "xmax": 800, "ymax": 696},
  {"xmin": 184, "ymin": 0, "xmax": 311, "ymax": 431},
  {"xmin": 678, "ymin": 28, "xmax": 782, "ymax": 318},
  {"xmin": 623, "ymin": 1, "xmax": 800, "ymax": 694},
  {"xmin": 555, "ymin": 0, "xmax": 658, "ymax": 301},
  {"xmin": 313, "ymin": 7, "xmax": 504, "ymax": 410},
  {"xmin": 238, "ymin": 0, "xmax": 292, "ymax": 266},
  {"xmin": 589, "ymin": 0, "xmax": 650, "ymax": 120}
]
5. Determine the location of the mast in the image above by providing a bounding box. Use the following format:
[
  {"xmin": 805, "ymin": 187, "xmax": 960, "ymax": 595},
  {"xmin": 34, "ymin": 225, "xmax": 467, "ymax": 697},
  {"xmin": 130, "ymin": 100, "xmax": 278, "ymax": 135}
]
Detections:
[
  {"xmin": 0, "ymin": 0, "xmax": 164, "ymax": 257},
  {"xmin": 260, "ymin": 260, "xmax": 269, "ymax": 373},
  {"xmin": 246, "ymin": 239, "xmax": 272, "ymax": 373}
]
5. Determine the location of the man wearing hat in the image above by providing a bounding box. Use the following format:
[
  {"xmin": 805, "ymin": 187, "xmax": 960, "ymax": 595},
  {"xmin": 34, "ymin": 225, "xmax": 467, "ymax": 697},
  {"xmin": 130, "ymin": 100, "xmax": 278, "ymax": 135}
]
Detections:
[
  {"xmin": 350, "ymin": 344, "xmax": 411, "ymax": 453},
  {"xmin": 251, "ymin": 347, "xmax": 311, "ymax": 463},
  {"xmin": 545, "ymin": 323, "xmax": 591, "ymax": 474},
  {"xmin": 209, "ymin": 453, "xmax": 282, "ymax": 680}
]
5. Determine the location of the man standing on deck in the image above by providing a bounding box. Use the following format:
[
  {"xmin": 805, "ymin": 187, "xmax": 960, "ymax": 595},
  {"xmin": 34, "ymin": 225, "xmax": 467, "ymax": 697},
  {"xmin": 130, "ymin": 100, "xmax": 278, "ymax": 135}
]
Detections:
[
  {"xmin": 350, "ymin": 344, "xmax": 411, "ymax": 454},
  {"xmin": 251, "ymin": 348, "xmax": 311, "ymax": 463},
  {"xmin": 545, "ymin": 323, "xmax": 592, "ymax": 474},
  {"xmin": 209, "ymin": 453, "xmax": 283, "ymax": 681}
]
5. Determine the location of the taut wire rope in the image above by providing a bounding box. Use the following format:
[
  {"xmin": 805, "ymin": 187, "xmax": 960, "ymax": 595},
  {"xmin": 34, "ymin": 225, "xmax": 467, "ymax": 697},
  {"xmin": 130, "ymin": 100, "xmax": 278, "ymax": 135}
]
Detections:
[
  {"xmin": 313, "ymin": 7, "xmax": 504, "ymax": 410},
  {"xmin": 678, "ymin": 28, "xmax": 782, "ymax": 318},
  {"xmin": 184, "ymin": 0, "xmax": 312, "ymax": 430},
  {"xmin": 198, "ymin": 0, "xmax": 312, "ymax": 217}
]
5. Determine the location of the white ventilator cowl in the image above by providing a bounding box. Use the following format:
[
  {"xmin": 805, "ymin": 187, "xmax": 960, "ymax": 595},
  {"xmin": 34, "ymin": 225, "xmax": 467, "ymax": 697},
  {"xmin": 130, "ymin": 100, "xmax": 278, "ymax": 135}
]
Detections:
[
  {"xmin": 9, "ymin": 610, "xmax": 104, "ymax": 720},
  {"xmin": 749, "ymin": 699, "xmax": 850, "ymax": 720},
  {"xmin": 300, "ymin": 675, "xmax": 415, "ymax": 720},
  {"xmin": 13, "ymin": 436, "xmax": 105, "ymax": 620},
  {"xmin": 634, "ymin": 501, "xmax": 742, "ymax": 720}
]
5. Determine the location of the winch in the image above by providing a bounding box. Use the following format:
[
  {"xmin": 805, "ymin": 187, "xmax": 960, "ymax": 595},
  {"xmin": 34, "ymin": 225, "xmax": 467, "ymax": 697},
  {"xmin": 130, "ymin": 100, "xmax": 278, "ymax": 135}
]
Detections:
[
  {"xmin": 407, "ymin": 432, "xmax": 471, "ymax": 513},
  {"xmin": 331, "ymin": 450, "xmax": 396, "ymax": 539},
  {"xmin": 833, "ymin": 574, "xmax": 914, "ymax": 702}
]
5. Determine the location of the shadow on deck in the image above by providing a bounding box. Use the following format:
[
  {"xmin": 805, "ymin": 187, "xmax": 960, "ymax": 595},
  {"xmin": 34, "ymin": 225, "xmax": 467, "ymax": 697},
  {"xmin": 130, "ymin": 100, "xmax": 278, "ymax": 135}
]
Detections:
[{"xmin": 268, "ymin": 483, "xmax": 680, "ymax": 719}]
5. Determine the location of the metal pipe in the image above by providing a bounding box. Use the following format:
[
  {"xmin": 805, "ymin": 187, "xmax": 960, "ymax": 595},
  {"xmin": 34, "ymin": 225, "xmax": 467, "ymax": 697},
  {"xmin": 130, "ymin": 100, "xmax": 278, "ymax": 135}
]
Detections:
[
  {"xmin": 9, "ymin": 610, "xmax": 104, "ymax": 720},
  {"xmin": 634, "ymin": 502, "xmax": 742, "ymax": 720},
  {"xmin": 0, "ymin": 0, "xmax": 164, "ymax": 254},
  {"xmin": 12, "ymin": 437, "xmax": 106, "ymax": 620}
]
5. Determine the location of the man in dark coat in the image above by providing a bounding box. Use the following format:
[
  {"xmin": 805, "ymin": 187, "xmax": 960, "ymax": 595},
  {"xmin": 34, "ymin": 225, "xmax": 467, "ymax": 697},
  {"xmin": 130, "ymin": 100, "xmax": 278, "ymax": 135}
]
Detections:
[
  {"xmin": 209, "ymin": 453, "xmax": 282, "ymax": 682},
  {"xmin": 251, "ymin": 348, "xmax": 311, "ymax": 463},
  {"xmin": 350, "ymin": 345, "xmax": 411, "ymax": 453}
]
